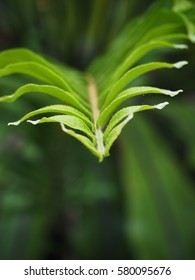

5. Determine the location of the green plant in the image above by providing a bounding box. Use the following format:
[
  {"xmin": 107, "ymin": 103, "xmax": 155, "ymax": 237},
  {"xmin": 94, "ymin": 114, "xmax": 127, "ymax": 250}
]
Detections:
[
  {"xmin": 0, "ymin": 0, "xmax": 194, "ymax": 162},
  {"xmin": 0, "ymin": 0, "xmax": 195, "ymax": 261}
]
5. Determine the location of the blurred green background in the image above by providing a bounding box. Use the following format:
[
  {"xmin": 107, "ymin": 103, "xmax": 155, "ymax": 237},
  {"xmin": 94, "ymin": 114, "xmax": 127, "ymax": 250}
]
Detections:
[{"xmin": 0, "ymin": 0, "xmax": 195, "ymax": 260}]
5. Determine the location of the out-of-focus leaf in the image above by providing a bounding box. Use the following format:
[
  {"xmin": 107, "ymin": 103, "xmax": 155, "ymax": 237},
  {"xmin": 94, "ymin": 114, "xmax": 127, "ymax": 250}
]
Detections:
[
  {"xmin": 173, "ymin": 0, "xmax": 195, "ymax": 42},
  {"xmin": 120, "ymin": 115, "xmax": 195, "ymax": 259},
  {"xmin": 174, "ymin": 0, "xmax": 193, "ymax": 12},
  {"xmin": 161, "ymin": 101, "xmax": 195, "ymax": 168},
  {"xmin": 0, "ymin": 62, "xmax": 75, "ymax": 94}
]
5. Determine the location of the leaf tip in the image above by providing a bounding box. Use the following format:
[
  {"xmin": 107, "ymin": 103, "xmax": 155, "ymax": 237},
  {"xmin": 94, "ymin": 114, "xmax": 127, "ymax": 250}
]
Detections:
[
  {"xmin": 174, "ymin": 44, "xmax": 188, "ymax": 49},
  {"xmin": 174, "ymin": 61, "xmax": 188, "ymax": 69},
  {"xmin": 166, "ymin": 89, "xmax": 183, "ymax": 97},
  {"xmin": 189, "ymin": 34, "xmax": 195, "ymax": 43},
  {"xmin": 27, "ymin": 119, "xmax": 40, "ymax": 125},
  {"xmin": 98, "ymin": 156, "xmax": 104, "ymax": 163},
  {"xmin": 8, "ymin": 120, "xmax": 20, "ymax": 126},
  {"xmin": 155, "ymin": 102, "xmax": 169, "ymax": 110}
]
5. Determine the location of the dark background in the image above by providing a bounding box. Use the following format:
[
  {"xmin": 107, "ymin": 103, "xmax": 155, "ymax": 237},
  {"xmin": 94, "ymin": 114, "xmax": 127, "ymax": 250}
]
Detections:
[{"xmin": 0, "ymin": 0, "xmax": 195, "ymax": 260}]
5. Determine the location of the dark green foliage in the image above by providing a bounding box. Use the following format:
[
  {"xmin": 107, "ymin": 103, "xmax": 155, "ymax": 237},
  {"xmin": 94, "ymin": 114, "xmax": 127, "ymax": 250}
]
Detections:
[{"xmin": 0, "ymin": 0, "xmax": 195, "ymax": 260}]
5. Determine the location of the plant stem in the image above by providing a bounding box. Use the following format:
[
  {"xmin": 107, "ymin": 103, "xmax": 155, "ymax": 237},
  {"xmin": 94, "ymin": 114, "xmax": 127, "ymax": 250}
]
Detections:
[{"xmin": 87, "ymin": 75, "xmax": 105, "ymax": 161}]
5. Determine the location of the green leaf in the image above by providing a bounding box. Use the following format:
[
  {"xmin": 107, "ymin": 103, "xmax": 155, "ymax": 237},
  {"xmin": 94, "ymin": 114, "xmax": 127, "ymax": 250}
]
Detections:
[
  {"xmin": 98, "ymin": 87, "xmax": 182, "ymax": 127},
  {"xmin": 60, "ymin": 124, "xmax": 99, "ymax": 158},
  {"xmin": 28, "ymin": 115, "xmax": 95, "ymax": 141},
  {"xmin": 0, "ymin": 48, "xmax": 88, "ymax": 99},
  {"xmin": 103, "ymin": 102, "xmax": 168, "ymax": 143},
  {"xmin": 113, "ymin": 41, "xmax": 187, "ymax": 77},
  {"xmin": 102, "ymin": 61, "xmax": 187, "ymax": 106},
  {"xmin": 99, "ymin": 42, "xmax": 187, "ymax": 93},
  {"xmin": 0, "ymin": 61, "xmax": 76, "ymax": 95},
  {"xmin": 173, "ymin": 0, "xmax": 195, "ymax": 42},
  {"xmin": 177, "ymin": 13, "xmax": 195, "ymax": 42},
  {"xmin": 120, "ymin": 116, "xmax": 195, "ymax": 259},
  {"xmin": 173, "ymin": 0, "xmax": 193, "ymax": 13},
  {"xmin": 89, "ymin": 1, "xmax": 190, "ymax": 84},
  {"xmin": 8, "ymin": 104, "xmax": 93, "ymax": 129},
  {"xmin": 0, "ymin": 48, "xmax": 53, "ymax": 70},
  {"xmin": 0, "ymin": 84, "xmax": 90, "ymax": 116},
  {"xmin": 104, "ymin": 102, "xmax": 168, "ymax": 156}
]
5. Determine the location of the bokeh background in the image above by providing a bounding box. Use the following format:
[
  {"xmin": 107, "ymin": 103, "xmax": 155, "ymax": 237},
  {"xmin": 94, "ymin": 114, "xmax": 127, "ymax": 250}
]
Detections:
[{"xmin": 0, "ymin": 0, "xmax": 195, "ymax": 260}]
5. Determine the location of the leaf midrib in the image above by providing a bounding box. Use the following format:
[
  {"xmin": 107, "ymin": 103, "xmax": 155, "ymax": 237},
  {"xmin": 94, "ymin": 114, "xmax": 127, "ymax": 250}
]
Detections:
[{"xmin": 87, "ymin": 75, "xmax": 105, "ymax": 161}]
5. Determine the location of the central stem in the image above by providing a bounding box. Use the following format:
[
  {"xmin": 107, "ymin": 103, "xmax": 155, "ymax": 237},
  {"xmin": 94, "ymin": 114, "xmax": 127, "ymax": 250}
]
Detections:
[{"xmin": 87, "ymin": 75, "xmax": 105, "ymax": 159}]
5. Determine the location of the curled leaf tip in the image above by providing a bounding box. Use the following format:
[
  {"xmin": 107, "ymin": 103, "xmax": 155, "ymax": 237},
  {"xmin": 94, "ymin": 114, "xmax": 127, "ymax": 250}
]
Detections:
[
  {"xmin": 174, "ymin": 61, "xmax": 188, "ymax": 68},
  {"xmin": 166, "ymin": 89, "xmax": 183, "ymax": 97},
  {"xmin": 27, "ymin": 119, "xmax": 40, "ymax": 125},
  {"xmin": 8, "ymin": 120, "xmax": 20, "ymax": 126},
  {"xmin": 155, "ymin": 102, "xmax": 169, "ymax": 110}
]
